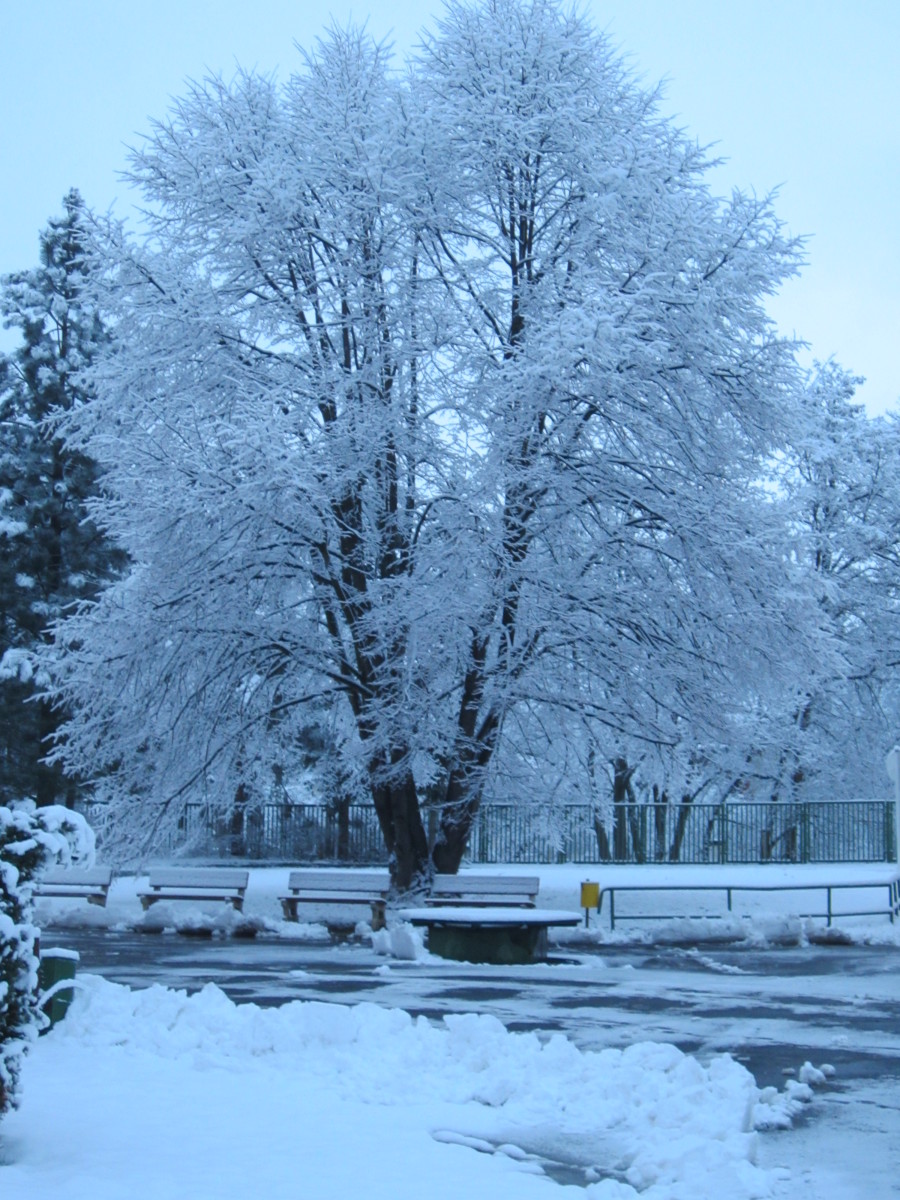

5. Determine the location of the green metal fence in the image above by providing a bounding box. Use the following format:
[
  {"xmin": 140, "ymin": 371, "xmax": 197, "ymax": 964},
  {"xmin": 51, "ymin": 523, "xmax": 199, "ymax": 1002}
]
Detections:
[
  {"xmin": 79, "ymin": 798, "xmax": 897, "ymax": 864},
  {"xmin": 466, "ymin": 800, "xmax": 896, "ymax": 865}
]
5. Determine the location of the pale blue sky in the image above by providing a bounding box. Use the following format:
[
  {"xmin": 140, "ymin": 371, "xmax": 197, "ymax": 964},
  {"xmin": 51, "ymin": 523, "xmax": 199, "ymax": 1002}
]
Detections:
[{"xmin": 2, "ymin": 0, "xmax": 897, "ymax": 414}]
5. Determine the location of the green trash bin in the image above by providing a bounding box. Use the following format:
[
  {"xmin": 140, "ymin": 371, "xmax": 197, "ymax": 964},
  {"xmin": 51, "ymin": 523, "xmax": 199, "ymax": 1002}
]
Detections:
[{"xmin": 38, "ymin": 947, "xmax": 80, "ymax": 1030}]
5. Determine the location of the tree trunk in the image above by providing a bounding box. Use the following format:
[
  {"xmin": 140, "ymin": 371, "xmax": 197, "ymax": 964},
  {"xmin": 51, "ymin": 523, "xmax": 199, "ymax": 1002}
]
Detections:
[
  {"xmin": 593, "ymin": 813, "xmax": 612, "ymax": 861},
  {"xmin": 335, "ymin": 798, "xmax": 351, "ymax": 861},
  {"xmin": 627, "ymin": 806, "xmax": 646, "ymax": 863},
  {"xmin": 429, "ymin": 630, "xmax": 503, "ymax": 875},
  {"xmin": 431, "ymin": 817, "xmax": 469, "ymax": 875},
  {"xmin": 34, "ymin": 697, "xmax": 65, "ymax": 807},
  {"xmin": 612, "ymin": 757, "xmax": 632, "ymax": 861},
  {"xmin": 431, "ymin": 763, "xmax": 485, "ymax": 875},
  {"xmin": 370, "ymin": 763, "xmax": 430, "ymax": 891},
  {"xmin": 653, "ymin": 785, "xmax": 668, "ymax": 861},
  {"xmin": 668, "ymin": 793, "xmax": 694, "ymax": 862},
  {"xmin": 229, "ymin": 783, "xmax": 249, "ymax": 857}
]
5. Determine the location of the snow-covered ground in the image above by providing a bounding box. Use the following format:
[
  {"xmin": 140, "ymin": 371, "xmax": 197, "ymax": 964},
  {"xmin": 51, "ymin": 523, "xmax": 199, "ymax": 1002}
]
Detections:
[
  {"xmin": 5, "ymin": 972, "xmax": 792, "ymax": 1199},
  {"xmin": 4, "ymin": 863, "xmax": 899, "ymax": 1198}
]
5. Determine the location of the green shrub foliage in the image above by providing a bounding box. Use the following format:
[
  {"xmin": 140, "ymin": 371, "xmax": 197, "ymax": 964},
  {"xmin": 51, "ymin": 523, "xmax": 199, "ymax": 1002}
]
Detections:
[{"xmin": 0, "ymin": 803, "xmax": 93, "ymax": 1116}]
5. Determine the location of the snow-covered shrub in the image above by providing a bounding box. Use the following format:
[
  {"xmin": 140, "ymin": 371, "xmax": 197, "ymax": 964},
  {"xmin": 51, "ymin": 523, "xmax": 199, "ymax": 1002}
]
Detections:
[{"xmin": 0, "ymin": 802, "xmax": 94, "ymax": 1117}]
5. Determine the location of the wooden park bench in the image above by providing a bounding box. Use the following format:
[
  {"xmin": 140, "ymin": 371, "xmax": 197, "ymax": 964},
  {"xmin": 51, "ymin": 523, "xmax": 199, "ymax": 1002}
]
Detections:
[
  {"xmin": 138, "ymin": 867, "xmax": 249, "ymax": 912},
  {"xmin": 35, "ymin": 866, "xmax": 114, "ymax": 907},
  {"xmin": 279, "ymin": 869, "xmax": 391, "ymax": 927},
  {"xmin": 427, "ymin": 873, "xmax": 540, "ymax": 907}
]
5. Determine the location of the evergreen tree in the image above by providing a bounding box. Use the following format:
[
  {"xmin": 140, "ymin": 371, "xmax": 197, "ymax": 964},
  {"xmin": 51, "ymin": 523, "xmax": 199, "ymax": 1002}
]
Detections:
[{"xmin": 0, "ymin": 190, "xmax": 125, "ymax": 807}]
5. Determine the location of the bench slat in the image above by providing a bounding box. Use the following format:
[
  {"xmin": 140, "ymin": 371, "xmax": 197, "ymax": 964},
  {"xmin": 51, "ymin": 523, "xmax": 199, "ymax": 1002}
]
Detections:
[
  {"xmin": 428, "ymin": 874, "xmax": 539, "ymax": 907},
  {"xmin": 139, "ymin": 868, "xmax": 249, "ymax": 911},
  {"xmin": 39, "ymin": 867, "xmax": 113, "ymax": 887},
  {"xmin": 280, "ymin": 871, "xmax": 390, "ymax": 922},
  {"xmin": 145, "ymin": 868, "xmax": 249, "ymax": 890},
  {"xmin": 35, "ymin": 867, "xmax": 114, "ymax": 906},
  {"xmin": 431, "ymin": 874, "xmax": 540, "ymax": 892},
  {"xmin": 285, "ymin": 870, "xmax": 390, "ymax": 892}
]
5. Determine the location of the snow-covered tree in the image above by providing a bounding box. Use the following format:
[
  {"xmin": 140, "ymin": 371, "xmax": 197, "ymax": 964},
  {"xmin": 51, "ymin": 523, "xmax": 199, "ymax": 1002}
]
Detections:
[
  {"xmin": 771, "ymin": 362, "xmax": 900, "ymax": 800},
  {"xmin": 47, "ymin": 1, "xmax": 815, "ymax": 887},
  {"xmin": 0, "ymin": 191, "xmax": 126, "ymax": 807},
  {"xmin": 0, "ymin": 802, "xmax": 93, "ymax": 1118}
]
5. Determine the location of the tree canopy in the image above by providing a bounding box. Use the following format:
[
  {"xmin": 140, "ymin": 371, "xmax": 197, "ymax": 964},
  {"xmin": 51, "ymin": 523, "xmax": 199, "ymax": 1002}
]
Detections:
[{"xmin": 43, "ymin": 1, "xmax": 899, "ymax": 884}]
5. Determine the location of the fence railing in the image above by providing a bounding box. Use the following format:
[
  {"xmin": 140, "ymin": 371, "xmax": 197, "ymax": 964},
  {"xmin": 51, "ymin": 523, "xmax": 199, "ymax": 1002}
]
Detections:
[
  {"xmin": 467, "ymin": 800, "xmax": 896, "ymax": 865},
  {"xmin": 78, "ymin": 798, "xmax": 897, "ymax": 865}
]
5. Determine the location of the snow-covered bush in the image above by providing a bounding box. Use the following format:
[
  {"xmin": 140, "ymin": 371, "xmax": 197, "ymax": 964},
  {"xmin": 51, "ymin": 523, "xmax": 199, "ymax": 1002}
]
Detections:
[{"xmin": 0, "ymin": 802, "xmax": 94, "ymax": 1117}]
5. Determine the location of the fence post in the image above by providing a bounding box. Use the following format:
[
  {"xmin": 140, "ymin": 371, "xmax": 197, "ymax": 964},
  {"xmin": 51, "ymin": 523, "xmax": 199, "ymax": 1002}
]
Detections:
[{"xmin": 886, "ymin": 749, "xmax": 900, "ymax": 863}]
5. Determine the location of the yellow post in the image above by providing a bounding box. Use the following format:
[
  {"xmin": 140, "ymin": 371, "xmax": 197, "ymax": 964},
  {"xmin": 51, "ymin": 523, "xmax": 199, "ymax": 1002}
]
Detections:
[{"xmin": 580, "ymin": 880, "xmax": 600, "ymax": 928}]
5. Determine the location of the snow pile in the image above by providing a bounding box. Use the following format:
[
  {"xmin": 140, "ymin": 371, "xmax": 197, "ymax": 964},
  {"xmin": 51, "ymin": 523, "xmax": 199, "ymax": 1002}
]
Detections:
[
  {"xmin": 1, "ymin": 973, "xmax": 806, "ymax": 1199},
  {"xmin": 753, "ymin": 1062, "xmax": 836, "ymax": 1130},
  {"xmin": 371, "ymin": 920, "xmax": 428, "ymax": 960},
  {"xmin": 133, "ymin": 901, "xmax": 270, "ymax": 939}
]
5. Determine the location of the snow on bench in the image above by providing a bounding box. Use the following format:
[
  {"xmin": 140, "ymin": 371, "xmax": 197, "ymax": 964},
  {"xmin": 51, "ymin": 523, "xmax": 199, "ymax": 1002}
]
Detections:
[
  {"xmin": 35, "ymin": 867, "xmax": 113, "ymax": 907},
  {"xmin": 279, "ymin": 869, "xmax": 391, "ymax": 924},
  {"xmin": 138, "ymin": 868, "xmax": 249, "ymax": 912},
  {"xmin": 426, "ymin": 874, "xmax": 540, "ymax": 907}
]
